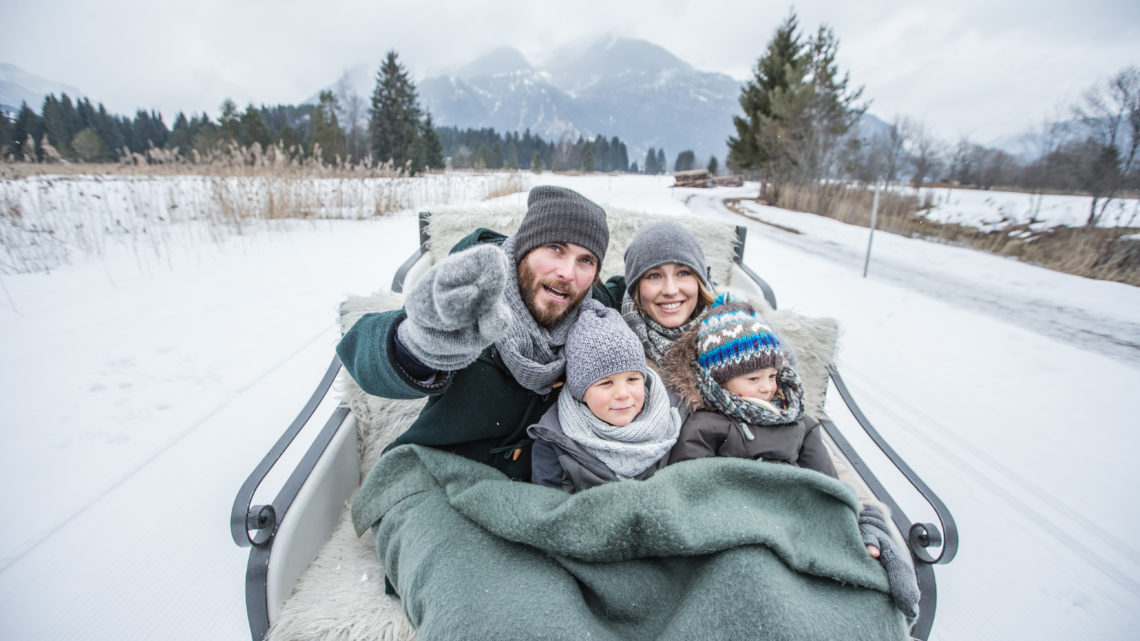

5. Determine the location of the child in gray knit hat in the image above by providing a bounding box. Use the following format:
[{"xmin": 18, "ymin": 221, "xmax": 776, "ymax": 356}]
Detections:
[{"xmin": 528, "ymin": 299, "xmax": 681, "ymax": 493}]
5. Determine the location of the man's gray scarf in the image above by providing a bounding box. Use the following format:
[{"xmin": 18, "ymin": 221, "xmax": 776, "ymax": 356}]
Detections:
[
  {"xmin": 496, "ymin": 236, "xmax": 579, "ymax": 394},
  {"xmin": 557, "ymin": 370, "xmax": 680, "ymax": 479},
  {"xmin": 621, "ymin": 291, "xmax": 703, "ymax": 365}
]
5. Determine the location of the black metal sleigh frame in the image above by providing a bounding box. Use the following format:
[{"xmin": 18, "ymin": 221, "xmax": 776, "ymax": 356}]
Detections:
[{"xmin": 231, "ymin": 212, "xmax": 958, "ymax": 640}]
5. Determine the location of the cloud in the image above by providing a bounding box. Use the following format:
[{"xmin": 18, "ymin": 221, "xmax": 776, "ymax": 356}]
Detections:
[{"xmin": 2, "ymin": 0, "xmax": 1136, "ymax": 143}]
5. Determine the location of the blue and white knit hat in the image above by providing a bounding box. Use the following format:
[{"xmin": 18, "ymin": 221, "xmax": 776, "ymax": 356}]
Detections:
[{"xmin": 696, "ymin": 295, "xmax": 784, "ymax": 384}]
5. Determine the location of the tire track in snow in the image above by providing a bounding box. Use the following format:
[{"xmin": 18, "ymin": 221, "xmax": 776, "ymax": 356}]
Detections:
[
  {"xmin": 841, "ymin": 362, "xmax": 1140, "ymax": 599},
  {"xmin": 686, "ymin": 193, "xmax": 1140, "ymax": 369}
]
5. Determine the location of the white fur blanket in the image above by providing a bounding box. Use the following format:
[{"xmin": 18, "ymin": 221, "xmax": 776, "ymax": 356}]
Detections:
[{"xmin": 266, "ymin": 202, "xmax": 854, "ymax": 641}]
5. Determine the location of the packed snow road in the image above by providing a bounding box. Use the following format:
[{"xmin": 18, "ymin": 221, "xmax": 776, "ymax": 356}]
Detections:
[{"xmin": 681, "ymin": 190, "xmax": 1140, "ymax": 369}]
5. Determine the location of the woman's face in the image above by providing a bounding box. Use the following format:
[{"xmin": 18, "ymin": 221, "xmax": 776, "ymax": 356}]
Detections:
[{"xmin": 636, "ymin": 263, "xmax": 701, "ymax": 328}]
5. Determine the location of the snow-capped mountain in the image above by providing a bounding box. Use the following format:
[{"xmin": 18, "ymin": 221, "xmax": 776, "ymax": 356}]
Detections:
[
  {"xmin": 419, "ymin": 37, "xmax": 743, "ymax": 165},
  {"xmin": 320, "ymin": 37, "xmax": 744, "ymax": 166},
  {"xmin": 0, "ymin": 63, "xmax": 84, "ymax": 115}
]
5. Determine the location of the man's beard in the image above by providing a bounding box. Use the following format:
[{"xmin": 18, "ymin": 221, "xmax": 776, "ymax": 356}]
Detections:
[{"xmin": 517, "ymin": 261, "xmax": 590, "ymax": 327}]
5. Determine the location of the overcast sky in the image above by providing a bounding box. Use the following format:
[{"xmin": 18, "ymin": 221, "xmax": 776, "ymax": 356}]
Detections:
[{"xmin": 4, "ymin": 0, "xmax": 1138, "ymax": 144}]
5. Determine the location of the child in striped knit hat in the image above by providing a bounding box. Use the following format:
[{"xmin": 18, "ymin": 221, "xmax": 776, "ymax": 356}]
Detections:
[
  {"xmin": 664, "ymin": 294, "xmax": 837, "ymax": 477},
  {"xmin": 663, "ymin": 294, "xmax": 923, "ymax": 618}
]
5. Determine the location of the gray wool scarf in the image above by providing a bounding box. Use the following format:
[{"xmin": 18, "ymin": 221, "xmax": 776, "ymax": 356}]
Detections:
[
  {"xmin": 621, "ymin": 291, "xmax": 703, "ymax": 365},
  {"xmin": 495, "ymin": 236, "xmax": 580, "ymax": 394},
  {"xmin": 557, "ymin": 369, "xmax": 680, "ymax": 479}
]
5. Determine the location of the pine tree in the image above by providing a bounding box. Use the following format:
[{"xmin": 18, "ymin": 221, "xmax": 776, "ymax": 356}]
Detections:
[
  {"xmin": 93, "ymin": 104, "xmax": 126, "ymax": 160},
  {"xmin": 656, "ymin": 149, "xmax": 666, "ymax": 174},
  {"xmin": 413, "ymin": 112, "xmax": 445, "ymax": 171},
  {"xmin": 312, "ymin": 90, "xmax": 347, "ymax": 163},
  {"xmin": 611, "ymin": 136, "xmax": 629, "ymax": 174},
  {"xmin": 218, "ymin": 99, "xmax": 241, "ymax": 144},
  {"xmin": 727, "ymin": 12, "xmax": 804, "ymax": 182},
  {"xmin": 0, "ymin": 111, "xmax": 10, "ymax": 157},
  {"xmin": 41, "ymin": 94, "xmax": 78, "ymax": 158},
  {"xmin": 729, "ymin": 12, "xmax": 865, "ymax": 199},
  {"xmin": 708, "ymin": 156, "xmax": 719, "ymax": 175},
  {"xmin": 504, "ymin": 136, "xmax": 519, "ymax": 170},
  {"xmin": 581, "ymin": 144, "xmax": 595, "ymax": 172},
  {"xmin": 645, "ymin": 147, "xmax": 657, "ymax": 174},
  {"xmin": 168, "ymin": 112, "xmax": 192, "ymax": 156},
  {"xmin": 12, "ymin": 103, "xmax": 44, "ymax": 161},
  {"xmin": 531, "ymin": 150, "xmax": 544, "ymax": 173},
  {"xmin": 674, "ymin": 150, "xmax": 696, "ymax": 172},
  {"xmin": 369, "ymin": 50, "xmax": 424, "ymax": 172},
  {"xmin": 240, "ymin": 105, "xmax": 271, "ymax": 149}
]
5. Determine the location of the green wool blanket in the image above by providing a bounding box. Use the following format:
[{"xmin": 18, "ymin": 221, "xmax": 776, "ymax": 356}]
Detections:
[{"xmin": 352, "ymin": 445, "xmax": 909, "ymax": 641}]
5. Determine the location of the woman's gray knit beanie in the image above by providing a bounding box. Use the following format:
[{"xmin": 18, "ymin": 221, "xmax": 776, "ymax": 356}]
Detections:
[
  {"xmin": 623, "ymin": 221, "xmax": 711, "ymax": 296},
  {"xmin": 513, "ymin": 186, "xmax": 609, "ymax": 265},
  {"xmin": 565, "ymin": 300, "xmax": 648, "ymax": 401}
]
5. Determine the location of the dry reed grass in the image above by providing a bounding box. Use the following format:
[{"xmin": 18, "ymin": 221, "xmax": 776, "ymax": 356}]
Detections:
[
  {"xmin": 0, "ymin": 151, "xmax": 528, "ymax": 274},
  {"xmin": 727, "ymin": 183, "xmax": 1140, "ymax": 287}
]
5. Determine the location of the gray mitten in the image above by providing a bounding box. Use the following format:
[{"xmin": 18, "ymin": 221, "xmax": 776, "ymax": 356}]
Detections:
[
  {"xmin": 858, "ymin": 505, "xmax": 920, "ymax": 619},
  {"xmin": 396, "ymin": 244, "xmax": 513, "ymax": 371}
]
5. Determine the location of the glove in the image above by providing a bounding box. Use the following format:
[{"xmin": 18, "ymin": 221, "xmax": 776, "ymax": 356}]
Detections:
[
  {"xmin": 396, "ymin": 244, "xmax": 513, "ymax": 371},
  {"xmin": 858, "ymin": 505, "xmax": 920, "ymax": 619}
]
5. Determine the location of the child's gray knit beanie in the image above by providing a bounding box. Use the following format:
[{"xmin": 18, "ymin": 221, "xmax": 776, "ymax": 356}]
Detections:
[
  {"xmin": 623, "ymin": 221, "xmax": 712, "ymax": 296},
  {"xmin": 565, "ymin": 299, "xmax": 648, "ymax": 401},
  {"xmin": 513, "ymin": 185, "xmax": 609, "ymax": 265}
]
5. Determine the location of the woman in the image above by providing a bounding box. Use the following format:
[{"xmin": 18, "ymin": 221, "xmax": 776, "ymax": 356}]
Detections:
[{"xmin": 613, "ymin": 221, "xmax": 717, "ymax": 367}]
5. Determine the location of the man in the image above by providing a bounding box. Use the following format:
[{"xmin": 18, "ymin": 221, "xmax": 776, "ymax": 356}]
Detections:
[{"xmin": 337, "ymin": 185, "xmax": 617, "ymax": 480}]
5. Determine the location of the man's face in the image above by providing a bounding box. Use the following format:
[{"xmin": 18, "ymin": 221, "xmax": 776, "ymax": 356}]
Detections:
[{"xmin": 518, "ymin": 242, "xmax": 598, "ymax": 326}]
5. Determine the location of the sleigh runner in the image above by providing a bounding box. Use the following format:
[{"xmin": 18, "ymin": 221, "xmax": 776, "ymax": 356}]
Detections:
[{"xmin": 231, "ymin": 203, "xmax": 958, "ymax": 640}]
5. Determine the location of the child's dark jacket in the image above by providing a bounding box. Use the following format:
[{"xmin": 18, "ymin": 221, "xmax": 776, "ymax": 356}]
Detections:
[{"xmin": 661, "ymin": 315, "xmax": 837, "ymax": 478}]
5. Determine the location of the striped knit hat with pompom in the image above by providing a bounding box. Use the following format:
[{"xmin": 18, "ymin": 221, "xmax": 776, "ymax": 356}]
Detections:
[{"xmin": 697, "ymin": 295, "xmax": 784, "ymax": 384}]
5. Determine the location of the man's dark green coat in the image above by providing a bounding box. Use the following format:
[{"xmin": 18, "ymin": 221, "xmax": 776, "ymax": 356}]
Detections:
[{"xmin": 336, "ymin": 228, "xmax": 624, "ymax": 480}]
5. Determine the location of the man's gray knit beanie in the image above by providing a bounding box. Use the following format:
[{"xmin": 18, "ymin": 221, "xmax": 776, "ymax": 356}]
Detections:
[
  {"xmin": 513, "ymin": 186, "xmax": 609, "ymax": 265},
  {"xmin": 565, "ymin": 300, "xmax": 648, "ymax": 401},
  {"xmin": 623, "ymin": 221, "xmax": 711, "ymax": 296}
]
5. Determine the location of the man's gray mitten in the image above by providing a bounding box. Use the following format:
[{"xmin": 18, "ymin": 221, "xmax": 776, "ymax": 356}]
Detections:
[
  {"xmin": 396, "ymin": 244, "xmax": 513, "ymax": 371},
  {"xmin": 858, "ymin": 505, "xmax": 920, "ymax": 619}
]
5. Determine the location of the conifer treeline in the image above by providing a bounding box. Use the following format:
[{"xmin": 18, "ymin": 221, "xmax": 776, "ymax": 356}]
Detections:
[
  {"xmin": 0, "ymin": 93, "xmax": 325, "ymax": 164},
  {"xmin": 437, "ymin": 127, "xmax": 638, "ymax": 172},
  {"xmin": 0, "ymin": 93, "xmax": 659, "ymax": 173},
  {"xmin": 0, "ymin": 46, "xmax": 703, "ymax": 174}
]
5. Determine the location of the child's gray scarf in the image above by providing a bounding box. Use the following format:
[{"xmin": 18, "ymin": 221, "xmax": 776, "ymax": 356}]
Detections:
[
  {"xmin": 696, "ymin": 364, "xmax": 806, "ymax": 441},
  {"xmin": 496, "ymin": 237, "xmax": 579, "ymax": 394},
  {"xmin": 621, "ymin": 291, "xmax": 703, "ymax": 365},
  {"xmin": 557, "ymin": 369, "xmax": 681, "ymax": 479}
]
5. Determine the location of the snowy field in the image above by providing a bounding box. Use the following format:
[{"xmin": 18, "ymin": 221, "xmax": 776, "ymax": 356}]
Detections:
[
  {"xmin": 917, "ymin": 184, "xmax": 1139, "ymax": 230},
  {"xmin": 1, "ymin": 172, "xmax": 1138, "ymax": 640}
]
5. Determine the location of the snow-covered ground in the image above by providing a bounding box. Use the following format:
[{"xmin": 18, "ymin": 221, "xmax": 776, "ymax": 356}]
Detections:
[
  {"xmin": 1, "ymin": 173, "xmax": 1138, "ymax": 640},
  {"xmin": 917, "ymin": 184, "xmax": 1140, "ymax": 230}
]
